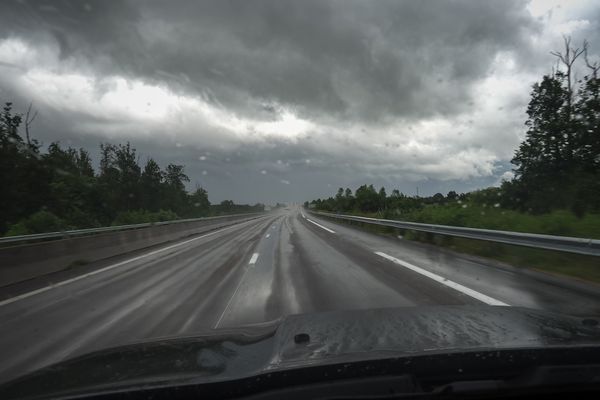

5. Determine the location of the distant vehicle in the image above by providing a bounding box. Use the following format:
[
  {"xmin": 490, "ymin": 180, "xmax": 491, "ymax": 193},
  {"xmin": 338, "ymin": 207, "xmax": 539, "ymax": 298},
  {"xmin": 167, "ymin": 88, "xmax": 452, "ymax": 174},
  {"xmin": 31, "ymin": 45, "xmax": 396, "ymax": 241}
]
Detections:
[{"xmin": 2, "ymin": 306, "xmax": 600, "ymax": 399}]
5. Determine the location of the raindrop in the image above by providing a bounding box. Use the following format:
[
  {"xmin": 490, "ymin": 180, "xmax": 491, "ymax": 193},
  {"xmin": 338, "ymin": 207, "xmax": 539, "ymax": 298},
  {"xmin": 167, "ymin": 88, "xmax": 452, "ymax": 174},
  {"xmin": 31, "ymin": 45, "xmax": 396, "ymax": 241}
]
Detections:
[
  {"xmin": 202, "ymin": 170, "xmax": 207, "ymax": 175},
  {"xmin": 462, "ymin": 204, "xmax": 467, "ymax": 209},
  {"xmin": 261, "ymin": 170, "xmax": 267, "ymax": 175},
  {"xmin": 494, "ymin": 203, "xmax": 500, "ymax": 208},
  {"xmin": 198, "ymin": 155, "xmax": 207, "ymax": 161}
]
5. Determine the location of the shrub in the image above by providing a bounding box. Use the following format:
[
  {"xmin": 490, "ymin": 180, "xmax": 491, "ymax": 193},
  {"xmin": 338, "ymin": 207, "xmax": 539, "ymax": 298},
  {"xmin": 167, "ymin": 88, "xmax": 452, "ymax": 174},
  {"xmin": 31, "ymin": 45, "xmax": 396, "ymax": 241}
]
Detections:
[
  {"xmin": 112, "ymin": 209, "xmax": 179, "ymax": 226},
  {"xmin": 5, "ymin": 210, "xmax": 66, "ymax": 236}
]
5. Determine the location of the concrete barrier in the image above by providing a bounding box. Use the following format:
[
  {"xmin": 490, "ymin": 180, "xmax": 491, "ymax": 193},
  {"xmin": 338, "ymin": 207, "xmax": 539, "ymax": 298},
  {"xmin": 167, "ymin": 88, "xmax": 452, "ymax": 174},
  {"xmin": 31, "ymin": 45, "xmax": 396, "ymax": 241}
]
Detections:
[{"xmin": 0, "ymin": 214, "xmax": 262, "ymax": 287}]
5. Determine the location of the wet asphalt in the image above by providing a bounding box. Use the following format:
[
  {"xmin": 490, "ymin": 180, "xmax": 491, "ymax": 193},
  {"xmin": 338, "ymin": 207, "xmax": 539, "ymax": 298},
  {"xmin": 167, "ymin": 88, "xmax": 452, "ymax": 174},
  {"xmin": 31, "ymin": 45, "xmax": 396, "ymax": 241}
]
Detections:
[{"xmin": 0, "ymin": 206, "xmax": 599, "ymax": 383}]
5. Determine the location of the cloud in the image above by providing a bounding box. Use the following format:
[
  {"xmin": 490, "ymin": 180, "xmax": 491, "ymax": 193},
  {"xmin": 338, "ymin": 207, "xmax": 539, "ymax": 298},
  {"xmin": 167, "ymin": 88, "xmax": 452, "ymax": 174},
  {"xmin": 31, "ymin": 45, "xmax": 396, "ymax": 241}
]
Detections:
[{"xmin": 0, "ymin": 0, "xmax": 599, "ymax": 202}]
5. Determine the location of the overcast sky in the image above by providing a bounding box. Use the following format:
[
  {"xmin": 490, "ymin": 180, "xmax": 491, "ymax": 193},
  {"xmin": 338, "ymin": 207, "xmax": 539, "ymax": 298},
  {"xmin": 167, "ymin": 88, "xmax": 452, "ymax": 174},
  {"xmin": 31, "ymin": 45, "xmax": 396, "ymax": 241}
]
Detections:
[{"xmin": 1, "ymin": 0, "xmax": 599, "ymax": 204}]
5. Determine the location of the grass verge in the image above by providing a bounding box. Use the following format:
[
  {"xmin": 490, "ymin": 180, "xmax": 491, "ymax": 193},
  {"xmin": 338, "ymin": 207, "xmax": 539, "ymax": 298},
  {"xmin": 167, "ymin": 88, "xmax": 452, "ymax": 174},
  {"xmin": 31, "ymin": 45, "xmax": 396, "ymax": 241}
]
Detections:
[{"xmin": 327, "ymin": 217, "xmax": 600, "ymax": 284}]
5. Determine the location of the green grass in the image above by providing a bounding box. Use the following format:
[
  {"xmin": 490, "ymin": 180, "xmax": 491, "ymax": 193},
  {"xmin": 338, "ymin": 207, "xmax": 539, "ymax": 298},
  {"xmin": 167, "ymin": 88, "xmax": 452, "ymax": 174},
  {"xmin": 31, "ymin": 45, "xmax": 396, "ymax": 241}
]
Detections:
[{"xmin": 348, "ymin": 205, "xmax": 600, "ymax": 239}]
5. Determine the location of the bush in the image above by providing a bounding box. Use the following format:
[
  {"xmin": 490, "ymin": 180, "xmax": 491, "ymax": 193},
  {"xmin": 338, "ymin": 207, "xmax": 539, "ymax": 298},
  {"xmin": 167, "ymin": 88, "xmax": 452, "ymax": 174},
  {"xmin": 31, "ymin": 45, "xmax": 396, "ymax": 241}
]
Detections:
[
  {"xmin": 111, "ymin": 209, "xmax": 179, "ymax": 226},
  {"xmin": 5, "ymin": 210, "xmax": 66, "ymax": 236},
  {"xmin": 153, "ymin": 209, "xmax": 179, "ymax": 222},
  {"xmin": 65, "ymin": 208, "xmax": 101, "ymax": 230}
]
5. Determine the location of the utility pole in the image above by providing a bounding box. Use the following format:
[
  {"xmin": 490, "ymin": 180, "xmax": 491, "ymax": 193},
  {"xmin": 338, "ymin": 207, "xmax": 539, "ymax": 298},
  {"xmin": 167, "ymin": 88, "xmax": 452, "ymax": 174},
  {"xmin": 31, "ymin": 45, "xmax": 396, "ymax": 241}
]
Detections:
[{"xmin": 416, "ymin": 186, "xmax": 419, "ymax": 198}]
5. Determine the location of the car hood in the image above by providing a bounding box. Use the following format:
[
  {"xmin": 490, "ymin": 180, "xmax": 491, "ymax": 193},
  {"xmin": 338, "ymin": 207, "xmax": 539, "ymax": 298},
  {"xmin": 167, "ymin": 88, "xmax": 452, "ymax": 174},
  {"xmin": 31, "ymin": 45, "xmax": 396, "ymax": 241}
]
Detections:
[{"xmin": 2, "ymin": 305, "xmax": 600, "ymax": 398}]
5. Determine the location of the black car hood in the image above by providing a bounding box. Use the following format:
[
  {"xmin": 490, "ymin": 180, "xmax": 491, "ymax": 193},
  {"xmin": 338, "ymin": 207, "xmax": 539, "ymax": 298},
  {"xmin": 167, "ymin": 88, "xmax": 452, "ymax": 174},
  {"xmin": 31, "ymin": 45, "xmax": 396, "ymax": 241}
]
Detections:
[{"xmin": 2, "ymin": 306, "xmax": 600, "ymax": 398}]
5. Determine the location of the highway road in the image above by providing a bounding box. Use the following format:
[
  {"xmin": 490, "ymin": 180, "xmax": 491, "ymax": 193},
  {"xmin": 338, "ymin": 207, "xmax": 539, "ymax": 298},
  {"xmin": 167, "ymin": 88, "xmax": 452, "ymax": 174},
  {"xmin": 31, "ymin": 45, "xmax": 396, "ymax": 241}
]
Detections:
[{"xmin": 1, "ymin": 206, "xmax": 599, "ymax": 383}]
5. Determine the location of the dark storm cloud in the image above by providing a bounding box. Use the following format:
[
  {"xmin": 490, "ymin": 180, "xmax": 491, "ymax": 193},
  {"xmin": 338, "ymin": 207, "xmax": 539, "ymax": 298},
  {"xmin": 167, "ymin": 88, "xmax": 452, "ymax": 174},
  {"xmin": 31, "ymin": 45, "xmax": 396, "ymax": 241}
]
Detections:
[
  {"xmin": 3, "ymin": 0, "xmax": 596, "ymax": 203},
  {"xmin": 1, "ymin": 0, "xmax": 539, "ymax": 122}
]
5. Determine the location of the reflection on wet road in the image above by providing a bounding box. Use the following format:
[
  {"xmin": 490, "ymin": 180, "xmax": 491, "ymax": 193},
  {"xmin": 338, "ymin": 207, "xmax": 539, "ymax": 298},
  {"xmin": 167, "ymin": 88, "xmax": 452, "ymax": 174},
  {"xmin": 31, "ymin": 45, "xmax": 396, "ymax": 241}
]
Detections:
[{"xmin": 0, "ymin": 206, "xmax": 599, "ymax": 383}]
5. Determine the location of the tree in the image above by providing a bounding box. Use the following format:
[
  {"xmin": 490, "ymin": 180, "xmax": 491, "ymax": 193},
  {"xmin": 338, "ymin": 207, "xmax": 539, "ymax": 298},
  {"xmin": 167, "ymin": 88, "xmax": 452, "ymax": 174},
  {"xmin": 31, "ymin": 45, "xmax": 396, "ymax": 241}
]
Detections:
[
  {"xmin": 378, "ymin": 187, "xmax": 387, "ymax": 211},
  {"xmin": 431, "ymin": 193, "xmax": 445, "ymax": 204},
  {"xmin": 511, "ymin": 74, "xmax": 570, "ymax": 212},
  {"xmin": 0, "ymin": 103, "xmax": 244, "ymax": 235},
  {"xmin": 114, "ymin": 142, "xmax": 142, "ymax": 210},
  {"xmin": 0, "ymin": 103, "xmax": 47, "ymax": 231},
  {"xmin": 344, "ymin": 188, "xmax": 354, "ymax": 211},
  {"xmin": 43, "ymin": 142, "xmax": 98, "ymax": 226},
  {"xmin": 335, "ymin": 187, "xmax": 345, "ymax": 211},
  {"xmin": 509, "ymin": 37, "xmax": 600, "ymax": 214},
  {"xmin": 188, "ymin": 185, "xmax": 210, "ymax": 217},
  {"xmin": 163, "ymin": 163, "xmax": 190, "ymax": 214},
  {"xmin": 354, "ymin": 184, "xmax": 379, "ymax": 212},
  {"xmin": 140, "ymin": 158, "xmax": 163, "ymax": 211},
  {"xmin": 550, "ymin": 36, "xmax": 585, "ymax": 120}
]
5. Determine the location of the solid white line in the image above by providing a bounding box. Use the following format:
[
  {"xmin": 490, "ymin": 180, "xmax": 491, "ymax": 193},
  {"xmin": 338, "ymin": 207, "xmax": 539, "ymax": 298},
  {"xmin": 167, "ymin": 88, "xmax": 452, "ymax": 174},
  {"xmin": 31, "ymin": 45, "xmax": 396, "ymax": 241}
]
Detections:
[
  {"xmin": 300, "ymin": 212, "xmax": 306, "ymax": 219},
  {"xmin": 374, "ymin": 252, "xmax": 509, "ymax": 306},
  {"xmin": 0, "ymin": 221, "xmax": 257, "ymax": 308},
  {"xmin": 249, "ymin": 252, "xmax": 259, "ymax": 264},
  {"xmin": 305, "ymin": 218, "xmax": 336, "ymax": 234}
]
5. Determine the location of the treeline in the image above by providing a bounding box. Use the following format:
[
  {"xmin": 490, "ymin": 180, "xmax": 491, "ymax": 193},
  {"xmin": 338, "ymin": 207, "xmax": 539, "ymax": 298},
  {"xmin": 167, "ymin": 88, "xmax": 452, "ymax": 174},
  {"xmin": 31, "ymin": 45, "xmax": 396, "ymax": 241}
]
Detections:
[
  {"xmin": 308, "ymin": 37, "xmax": 599, "ymax": 219},
  {"xmin": 503, "ymin": 37, "xmax": 599, "ymax": 215},
  {"xmin": 306, "ymin": 185, "xmax": 476, "ymax": 217},
  {"xmin": 0, "ymin": 102, "xmax": 263, "ymax": 236}
]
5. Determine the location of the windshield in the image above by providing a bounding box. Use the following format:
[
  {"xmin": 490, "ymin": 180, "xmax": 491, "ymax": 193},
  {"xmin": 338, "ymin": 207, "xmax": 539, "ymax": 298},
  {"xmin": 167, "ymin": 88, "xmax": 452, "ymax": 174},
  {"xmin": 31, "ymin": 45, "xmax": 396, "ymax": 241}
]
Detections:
[{"xmin": 0, "ymin": 0, "xmax": 599, "ymax": 391}]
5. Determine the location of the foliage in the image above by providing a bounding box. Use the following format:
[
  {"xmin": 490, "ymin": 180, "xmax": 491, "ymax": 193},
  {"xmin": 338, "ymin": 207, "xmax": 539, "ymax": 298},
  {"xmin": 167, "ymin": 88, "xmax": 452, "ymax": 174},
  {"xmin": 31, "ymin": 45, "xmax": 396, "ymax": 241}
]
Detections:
[
  {"xmin": 309, "ymin": 184, "xmax": 600, "ymax": 239},
  {"xmin": 0, "ymin": 102, "xmax": 261, "ymax": 236},
  {"xmin": 6, "ymin": 210, "xmax": 66, "ymax": 236},
  {"xmin": 111, "ymin": 209, "xmax": 180, "ymax": 226},
  {"xmin": 210, "ymin": 200, "xmax": 265, "ymax": 215},
  {"xmin": 507, "ymin": 38, "xmax": 600, "ymax": 215}
]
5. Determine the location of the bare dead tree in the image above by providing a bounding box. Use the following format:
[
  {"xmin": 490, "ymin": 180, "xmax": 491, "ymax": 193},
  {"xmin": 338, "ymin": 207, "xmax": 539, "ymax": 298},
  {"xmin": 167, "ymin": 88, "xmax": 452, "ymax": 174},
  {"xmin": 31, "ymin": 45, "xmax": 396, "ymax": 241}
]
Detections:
[
  {"xmin": 583, "ymin": 39, "xmax": 599, "ymax": 80},
  {"xmin": 550, "ymin": 36, "xmax": 586, "ymax": 112},
  {"xmin": 24, "ymin": 102, "xmax": 38, "ymax": 146}
]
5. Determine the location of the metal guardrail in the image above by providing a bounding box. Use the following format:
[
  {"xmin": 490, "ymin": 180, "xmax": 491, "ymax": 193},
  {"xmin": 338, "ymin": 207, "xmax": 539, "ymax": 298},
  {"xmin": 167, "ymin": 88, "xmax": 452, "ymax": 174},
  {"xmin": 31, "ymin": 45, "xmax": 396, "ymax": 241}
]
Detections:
[
  {"xmin": 0, "ymin": 212, "xmax": 264, "ymax": 246},
  {"xmin": 310, "ymin": 211, "xmax": 600, "ymax": 256}
]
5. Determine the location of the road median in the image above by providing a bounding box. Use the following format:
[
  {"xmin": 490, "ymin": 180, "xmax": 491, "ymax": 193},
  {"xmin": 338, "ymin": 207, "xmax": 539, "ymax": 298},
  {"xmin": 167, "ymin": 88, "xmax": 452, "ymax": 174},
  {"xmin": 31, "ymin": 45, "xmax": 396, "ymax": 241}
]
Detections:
[{"xmin": 0, "ymin": 213, "xmax": 263, "ymax": 287}]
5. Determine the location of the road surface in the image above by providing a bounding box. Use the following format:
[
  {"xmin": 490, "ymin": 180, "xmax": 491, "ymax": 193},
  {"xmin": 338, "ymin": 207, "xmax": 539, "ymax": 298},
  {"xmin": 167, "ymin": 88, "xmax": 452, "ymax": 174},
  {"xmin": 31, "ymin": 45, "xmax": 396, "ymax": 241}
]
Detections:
[{"xmin": 1, "ymin": 206, "xmax": 599, "ymax": 383}]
